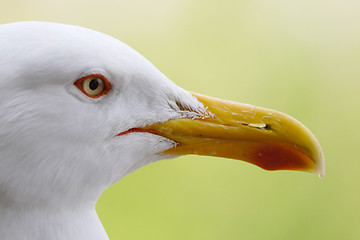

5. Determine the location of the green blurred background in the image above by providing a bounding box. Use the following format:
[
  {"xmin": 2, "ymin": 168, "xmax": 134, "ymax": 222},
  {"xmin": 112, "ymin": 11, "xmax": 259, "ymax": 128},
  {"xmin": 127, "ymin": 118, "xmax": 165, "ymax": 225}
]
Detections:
[{"xmin": 2, "ymin": 0, "xmax": 359, "ymax": 239}]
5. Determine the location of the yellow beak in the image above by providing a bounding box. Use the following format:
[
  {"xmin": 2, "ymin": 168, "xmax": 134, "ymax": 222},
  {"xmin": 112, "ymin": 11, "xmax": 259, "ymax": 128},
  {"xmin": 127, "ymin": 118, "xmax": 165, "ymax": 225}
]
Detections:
[{"xmin": 144, "ymin": 92, "xmax": 325, "ymax": 177}]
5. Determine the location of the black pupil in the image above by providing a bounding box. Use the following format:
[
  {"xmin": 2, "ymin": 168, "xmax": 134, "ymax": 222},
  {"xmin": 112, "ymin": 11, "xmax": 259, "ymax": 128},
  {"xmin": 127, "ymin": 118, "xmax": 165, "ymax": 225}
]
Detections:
[{"xmin": 89, "ymin": 78, "xmax": 100, "ymax": 90}]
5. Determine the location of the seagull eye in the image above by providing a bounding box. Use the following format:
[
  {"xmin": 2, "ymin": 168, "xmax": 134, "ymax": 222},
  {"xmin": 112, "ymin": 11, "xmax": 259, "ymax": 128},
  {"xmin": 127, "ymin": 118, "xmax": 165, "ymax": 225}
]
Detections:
[{"xmin": 74, "ymin": 74, "xmax": 111, "ymax": 98}]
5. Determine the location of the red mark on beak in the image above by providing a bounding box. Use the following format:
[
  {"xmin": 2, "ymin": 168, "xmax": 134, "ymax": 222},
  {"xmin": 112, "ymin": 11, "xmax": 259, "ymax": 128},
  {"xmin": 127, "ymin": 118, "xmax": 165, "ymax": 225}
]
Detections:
[{"xmin": 252, "ymin": 143, "xmax": 314, "ymax": 171}]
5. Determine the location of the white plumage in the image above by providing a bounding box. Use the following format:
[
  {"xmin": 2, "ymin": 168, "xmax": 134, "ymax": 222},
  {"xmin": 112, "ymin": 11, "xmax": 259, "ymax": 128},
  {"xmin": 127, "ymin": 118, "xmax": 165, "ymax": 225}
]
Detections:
[{"xmin": 0, "ymin": 21, "xmax": 206, "ymax": 240}]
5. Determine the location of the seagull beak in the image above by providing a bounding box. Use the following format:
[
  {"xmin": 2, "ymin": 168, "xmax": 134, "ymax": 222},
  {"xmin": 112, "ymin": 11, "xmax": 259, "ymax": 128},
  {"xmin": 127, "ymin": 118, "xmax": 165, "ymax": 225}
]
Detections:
[{"xmin": 144, "ymin": 92, "xmax": 325, "ymax": 177}]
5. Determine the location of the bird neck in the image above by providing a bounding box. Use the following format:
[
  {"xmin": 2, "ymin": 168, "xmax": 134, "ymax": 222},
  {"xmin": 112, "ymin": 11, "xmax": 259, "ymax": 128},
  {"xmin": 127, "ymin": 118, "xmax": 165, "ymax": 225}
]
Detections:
[{"xmin": 0, "ymin": 204, "xmax": 109, "ymax": 240}]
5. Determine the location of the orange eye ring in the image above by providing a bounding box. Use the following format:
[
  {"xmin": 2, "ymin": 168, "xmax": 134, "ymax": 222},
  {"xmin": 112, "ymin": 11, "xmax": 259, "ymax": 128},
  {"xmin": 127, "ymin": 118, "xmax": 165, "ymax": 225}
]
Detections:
[{"xmin": 74, "ymin": 74, "xmax": 111, "ymax": 98}]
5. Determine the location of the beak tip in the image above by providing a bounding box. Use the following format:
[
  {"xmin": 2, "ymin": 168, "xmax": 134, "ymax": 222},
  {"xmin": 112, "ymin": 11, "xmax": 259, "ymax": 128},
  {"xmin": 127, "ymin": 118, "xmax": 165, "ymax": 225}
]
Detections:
[
  {"xmin": 317, "ymin": 152, "xmax": 325, "ymax": 179},
  {"xmin": 313, "ymin": 146, "xmax": 325, "ymax": 178}
]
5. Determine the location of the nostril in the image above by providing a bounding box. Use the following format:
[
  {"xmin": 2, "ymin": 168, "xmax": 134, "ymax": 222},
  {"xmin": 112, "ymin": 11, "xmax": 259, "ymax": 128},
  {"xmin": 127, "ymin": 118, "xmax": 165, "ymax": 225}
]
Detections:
[
  {"xmin": 248, "ymin": 123, "xmax": 267, "ymax": 129},
  {"xmin": 241, "ymin": 122, "xmax": 270, "ymax": 130}
]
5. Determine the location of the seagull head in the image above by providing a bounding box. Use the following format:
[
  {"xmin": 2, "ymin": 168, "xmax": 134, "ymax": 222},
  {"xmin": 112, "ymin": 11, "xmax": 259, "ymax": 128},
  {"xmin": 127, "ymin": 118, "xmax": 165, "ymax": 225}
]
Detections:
[{"xmin": 0, "ymin": 22, "xmax": 324, "ymax": 209}]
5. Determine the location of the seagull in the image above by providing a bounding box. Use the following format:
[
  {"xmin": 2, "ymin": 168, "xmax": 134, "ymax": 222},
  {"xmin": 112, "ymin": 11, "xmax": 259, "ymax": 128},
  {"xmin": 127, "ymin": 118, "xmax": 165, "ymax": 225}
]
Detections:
[{"xmin": 0, "ymin": 21, "xmax": 324, "ymax": 240}]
